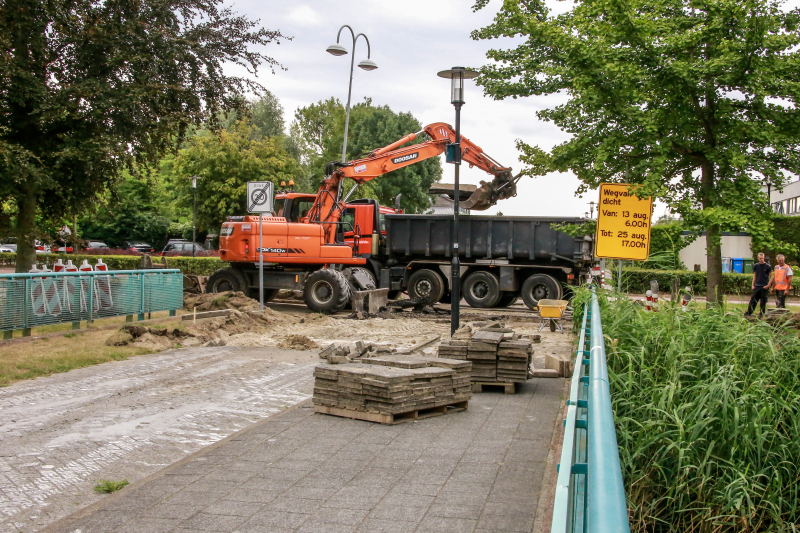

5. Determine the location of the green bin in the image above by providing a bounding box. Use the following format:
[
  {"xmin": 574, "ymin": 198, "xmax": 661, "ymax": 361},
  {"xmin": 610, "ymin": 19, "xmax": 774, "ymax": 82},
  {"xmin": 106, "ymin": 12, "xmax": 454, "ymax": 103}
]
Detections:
[{"xmin": 743, "ymin": 259, "xmax": 754, "ymax": 274}]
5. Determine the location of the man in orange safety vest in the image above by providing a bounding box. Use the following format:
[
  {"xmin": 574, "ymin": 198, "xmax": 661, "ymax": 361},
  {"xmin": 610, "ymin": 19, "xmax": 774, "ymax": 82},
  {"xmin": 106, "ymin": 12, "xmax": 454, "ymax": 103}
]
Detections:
[{"xmin": 771, "ymin": 254, "xmax": 793, "ymax": 309}]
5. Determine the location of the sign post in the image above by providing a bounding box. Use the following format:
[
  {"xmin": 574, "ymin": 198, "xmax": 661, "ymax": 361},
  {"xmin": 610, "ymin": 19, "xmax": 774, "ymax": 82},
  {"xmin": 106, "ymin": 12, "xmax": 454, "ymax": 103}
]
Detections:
[
  {"xmin": 247, "ymin": 182, "xmax": 274, "ymax": 311},
  {"xmin": 595, "ymin": 184, "xmax": 653, "ymax": 291}
]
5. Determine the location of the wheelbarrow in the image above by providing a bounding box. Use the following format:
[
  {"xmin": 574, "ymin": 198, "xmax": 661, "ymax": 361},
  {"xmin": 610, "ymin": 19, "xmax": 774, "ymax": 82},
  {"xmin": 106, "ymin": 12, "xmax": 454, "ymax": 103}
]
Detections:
[{"xmin": 537, "ymin": 299, "xmax": 569, "ymax": 333}]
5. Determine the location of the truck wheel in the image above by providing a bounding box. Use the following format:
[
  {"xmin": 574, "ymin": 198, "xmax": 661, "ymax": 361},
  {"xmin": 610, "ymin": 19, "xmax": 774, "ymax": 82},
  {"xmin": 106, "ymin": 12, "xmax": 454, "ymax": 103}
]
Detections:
[
  {"xmin": 408, "ymin": 269, "xmax": 445, "ymax": 304},
  {"xmin": 304, "ymin": 269, "xmax": 351, "ymax": 314},
  {"xmin": 248, "ymin": 288, "xmax": 279, "ymax": 302},
  {"xmin": 496, "ymin": 292, "xmax": 519, "ymax": 307},
  {"xmin": 439, "ymin": 290, "xmax": 451, "ymax": 304},
  {"xmin": 463, "ymin": 271, "xmax": 501, "ymax": 308},
  {"xmin": 207, "ymin": 267, "xmax": 247, "ymax": 294},
  {"xmin": 521, "ymin": 274, "xmax": 562, "ymax": 309}
]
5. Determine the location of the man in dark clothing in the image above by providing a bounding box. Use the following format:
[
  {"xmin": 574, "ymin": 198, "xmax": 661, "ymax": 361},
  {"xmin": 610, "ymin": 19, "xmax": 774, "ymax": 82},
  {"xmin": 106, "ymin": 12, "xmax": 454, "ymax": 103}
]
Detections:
[{"xmin": 745, "ymin": 252, "xmax": 772, "ymax": 317}]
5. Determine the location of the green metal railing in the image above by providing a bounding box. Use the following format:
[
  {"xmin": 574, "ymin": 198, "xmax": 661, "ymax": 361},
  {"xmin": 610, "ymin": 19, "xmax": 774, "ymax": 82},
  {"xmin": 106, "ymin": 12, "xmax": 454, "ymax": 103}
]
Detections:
[
  {"xmin": 551, "ymin": 287, "xmax": 630, "ymax": 533},
  {"xmin": 0, "ymin": 269, "xmax": 183, "ymax": 338}
]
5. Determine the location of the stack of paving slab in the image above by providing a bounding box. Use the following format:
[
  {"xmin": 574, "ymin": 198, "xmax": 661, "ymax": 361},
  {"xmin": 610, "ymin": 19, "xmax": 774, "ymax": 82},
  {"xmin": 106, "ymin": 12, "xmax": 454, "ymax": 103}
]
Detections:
[
  {"xmin": 312, "ymin": 355, "xmax": 472, "ymax": 423},
  {"xmin": 436, "ymin": 325, "xmax": 534, "ymax": 384}
]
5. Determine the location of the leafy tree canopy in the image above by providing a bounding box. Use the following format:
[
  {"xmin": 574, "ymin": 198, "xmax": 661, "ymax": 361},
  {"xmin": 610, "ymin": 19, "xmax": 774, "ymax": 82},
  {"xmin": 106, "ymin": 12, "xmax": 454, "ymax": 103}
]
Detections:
[
  {"xmin": 291, "ymin": 98, "xmax": 442, "ymax": 213},
  {"xmin": 0, "ymin": 0, "xmax": 286, "ymax": 271},
  {"xmin": 472, "ymin": 0, "xmax": 800, "ymax": 303},
  {"xmin": 167, "ymin": 122, "xmax": 302, "ymax": 233}
]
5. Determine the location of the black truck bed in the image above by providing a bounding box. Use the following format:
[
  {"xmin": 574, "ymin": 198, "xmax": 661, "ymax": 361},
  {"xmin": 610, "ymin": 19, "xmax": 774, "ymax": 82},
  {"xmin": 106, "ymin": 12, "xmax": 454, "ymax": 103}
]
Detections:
[{"xmin": 384, "ymin": 214, "xmax": 591, "ymax": 265}]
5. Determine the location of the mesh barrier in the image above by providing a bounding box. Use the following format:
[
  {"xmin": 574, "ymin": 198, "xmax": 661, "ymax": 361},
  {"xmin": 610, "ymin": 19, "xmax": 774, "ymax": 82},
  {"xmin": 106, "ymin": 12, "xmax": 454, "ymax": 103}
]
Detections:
[{"xmin": 0, "ymin": 270, "xmax": 183, "ymax": 331}]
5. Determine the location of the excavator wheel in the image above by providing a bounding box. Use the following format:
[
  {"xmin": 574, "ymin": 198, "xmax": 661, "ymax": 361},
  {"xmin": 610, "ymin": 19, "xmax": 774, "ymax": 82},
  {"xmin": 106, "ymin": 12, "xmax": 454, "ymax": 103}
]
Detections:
[
  {"xmin": 304, "ymin": 269, "xmax": 351, "ymax": 314},
  {"xmin": 207, "ymin": 267, "xmax": 247, "ymax": 294},
  {"xmin": 407, "ymin": 269, "xmax": 445, "ymax": 304},
  {"xmin": 462, "ymin": 271, "xmax": 502, "ymax": 308},
  {"xmin": 342, "ymin": 267, "xmax": 377, "ymax": 292},
  {"xmin": 248, "ymin": 288, "xmax": 280, "ymax": 303}
]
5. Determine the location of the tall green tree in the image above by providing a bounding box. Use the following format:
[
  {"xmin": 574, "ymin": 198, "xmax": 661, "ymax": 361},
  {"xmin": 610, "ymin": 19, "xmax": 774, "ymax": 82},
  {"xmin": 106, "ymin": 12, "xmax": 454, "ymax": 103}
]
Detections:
[
  {"xmin": 0, "ymin": 0, "xmax": 287, "ymax": 272},
  {"xmin": 169, "ymin": 122, "xmax": 302, "ymax": 233},
  {"xmin": 291, "ymin": 98, "xmax": 442, "ymax": 213},
  {"xmin": 472, "ymin": 0, "xmax": 800, "ymax": 304},
  {"xmin": 79, "ymin": 176, "xmax": 171, "ymax": 249}
]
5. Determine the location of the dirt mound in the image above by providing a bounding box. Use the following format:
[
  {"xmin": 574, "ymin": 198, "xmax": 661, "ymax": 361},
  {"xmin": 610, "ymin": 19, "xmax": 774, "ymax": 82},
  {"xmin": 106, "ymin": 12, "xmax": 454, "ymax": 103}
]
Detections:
[
  {"xmin": 183, "ymin": 291, "xmax": 262, "ymax": 313},
  {"xmin": 278, "ymin": 335, "xmax": 319, "ymax": 351},
  {"xmin": 107, "ymin": 308, "xmax": 279, "ymax": 351}
]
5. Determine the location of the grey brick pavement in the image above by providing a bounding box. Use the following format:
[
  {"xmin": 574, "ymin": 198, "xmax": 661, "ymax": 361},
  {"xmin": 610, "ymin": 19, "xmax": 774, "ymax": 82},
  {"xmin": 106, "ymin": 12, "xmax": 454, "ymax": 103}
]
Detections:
[{"xmin": 44, "ymin": 377, "xmax": 565, "ymax": 533}]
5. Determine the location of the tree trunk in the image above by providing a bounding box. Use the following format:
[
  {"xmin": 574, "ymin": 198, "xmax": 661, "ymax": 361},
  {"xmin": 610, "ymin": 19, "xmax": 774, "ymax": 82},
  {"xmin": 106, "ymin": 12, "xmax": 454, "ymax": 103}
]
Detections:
[
  {"xmin": 705, "ymin": 224, "xmax": 723, "ymax": 306},
  {"xmin": 15, "ymin": 183, "xmax": 37, "ymax": 273}
]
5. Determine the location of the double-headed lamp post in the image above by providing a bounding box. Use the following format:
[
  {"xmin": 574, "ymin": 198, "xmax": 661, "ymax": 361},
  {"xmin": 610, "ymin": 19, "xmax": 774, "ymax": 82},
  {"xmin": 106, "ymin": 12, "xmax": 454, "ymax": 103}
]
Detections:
[
  {"xmin": 438, "ymin": 67, "xmax": 479, "ymax": 336},
  {"xmin": 190, "ymin": 176, "xmax": 201, "ymax": 257},
  {"xmin": 327, "ymin": 25, "xmax": 377, "ymax": 169}
]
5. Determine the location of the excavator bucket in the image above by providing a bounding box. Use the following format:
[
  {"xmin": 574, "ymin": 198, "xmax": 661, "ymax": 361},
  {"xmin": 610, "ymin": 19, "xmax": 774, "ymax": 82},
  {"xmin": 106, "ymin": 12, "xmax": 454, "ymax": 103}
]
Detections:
[{"xmin": 461, "ymin": 171, "xmax": 521, "ymax": 211}]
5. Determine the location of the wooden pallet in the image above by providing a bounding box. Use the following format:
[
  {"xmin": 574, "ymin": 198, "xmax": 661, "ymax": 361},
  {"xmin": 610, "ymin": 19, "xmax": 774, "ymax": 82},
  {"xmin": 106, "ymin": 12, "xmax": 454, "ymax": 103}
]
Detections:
[
  {"xmin": 472, "ymin": 381, "xmax": 519, "ymax": 395},
  {"xmin": 314, "ymin": 401, "xmax": 468, "ymax": 425}
]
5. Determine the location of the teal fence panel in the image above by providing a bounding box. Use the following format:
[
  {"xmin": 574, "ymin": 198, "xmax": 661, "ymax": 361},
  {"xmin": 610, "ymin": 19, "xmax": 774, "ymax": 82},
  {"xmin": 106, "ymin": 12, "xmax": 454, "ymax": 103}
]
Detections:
[
  {"xmin": 0, "ymin": 270, "xmax": 183, "ymax": 331},
  {"xmin": 551, "ymin": 287, "xmax": 630, "ymax": 533}
]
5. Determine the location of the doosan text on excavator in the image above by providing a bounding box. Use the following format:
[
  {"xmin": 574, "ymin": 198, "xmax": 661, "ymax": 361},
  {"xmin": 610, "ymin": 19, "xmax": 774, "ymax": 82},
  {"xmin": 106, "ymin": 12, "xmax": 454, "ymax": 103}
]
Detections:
[{"xmin": 207, "ymin": 122, "xmax": 595, "ymax": 313}]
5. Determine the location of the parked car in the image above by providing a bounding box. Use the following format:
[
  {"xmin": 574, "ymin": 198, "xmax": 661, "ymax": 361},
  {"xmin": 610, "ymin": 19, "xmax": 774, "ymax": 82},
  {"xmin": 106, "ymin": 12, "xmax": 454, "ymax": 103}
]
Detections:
[
  {"xmin": 161, "ymin": 240, "xmax": 208, "ymax": 256},
  {"xmin": 0, "ymin": 238, "xmax": 17, "ymax": 252},
  {"xmin": 0, "ymin": 245, "xmax": 14, "ymax": 253},
  {"xmin": 126, "ymin": 241, "xmax": 155, "ymax": 254},
  {"xmin": 84, "ymin": 241, "xmax": 109, "ymax": 250}
]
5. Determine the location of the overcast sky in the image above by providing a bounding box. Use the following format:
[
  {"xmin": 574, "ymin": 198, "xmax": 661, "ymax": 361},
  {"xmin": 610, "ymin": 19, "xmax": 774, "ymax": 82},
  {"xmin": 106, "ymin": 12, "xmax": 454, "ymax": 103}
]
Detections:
[{"xmin": 224, "ymin": 0, "xmax": 793, "ymax": 218}]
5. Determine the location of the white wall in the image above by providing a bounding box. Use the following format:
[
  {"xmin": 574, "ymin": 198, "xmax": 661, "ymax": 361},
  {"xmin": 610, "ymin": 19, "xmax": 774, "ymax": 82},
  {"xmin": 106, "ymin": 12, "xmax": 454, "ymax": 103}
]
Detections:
[{"xmin": 679, "ymin": 234, "xmax": 752, "ymax": 271}]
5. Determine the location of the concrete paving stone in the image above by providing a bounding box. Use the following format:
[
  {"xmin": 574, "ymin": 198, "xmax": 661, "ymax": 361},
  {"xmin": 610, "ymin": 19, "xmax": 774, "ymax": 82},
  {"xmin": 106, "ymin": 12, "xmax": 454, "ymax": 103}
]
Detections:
[
  {"xmin": 177, "ymin": 510, "xmax": 249, "ymax": 531},
  {"xmin": 264, "ymin": 496, "xmax": 324, "ymax": 514},
  {"xmin": 162, "ymin": 471, "xmax": 207, "ymax": 482},
  {"xmin": 380, "ymin": 493, "xmax": 435, "ymax": 508},
  {"xmin": 399, "ymin": 472, "xmax": 451, "ymax": 486},
  {"xmin": 114, "ymin": 517, "xmax": 182, "ymax": 533},
  {"xmin": 296, "ymin": 520, "xmax": 358, "ymax": 533},
  {"xmin": 432, "ymin": 491, "xmax": 490, "ymax": 507},
  {"xmin": 225, "ymin": 459, "xmax": 275, "ymax": 471},
  {"xmin": 427, "ymin": 502, "xmax": 485, "ymax": 520},
  {"xmin": 441, "ymin": 481, "xmax": 494, "ymax": 495},
  {"xmin": 99, "ymin": 488, "xmax": 165, "ymax": 511},
  {"xmin": 295, "ymin": 472, "xmax": 355, "ymax": 489},
  {"xmin": 453, "ymin": 464, "xmax": 502, "ymax": 477},
  {"xmin": 388, "ymin": 482, "xmax": 442, "ymax": 497},
  {"xmin": 476, "ymin": 512, "xmax": 534, "ymax": 532},
  {"xmin": 319, "ymin": 459, "xmax": 367, "ymax": 472},
  {"xmin": 280, "ymin": 485, "xmax": 341, "ymax": 501},
  {"xmin": 333, "ymin": 485, "xmax": 392, "ymax": 501},
  {"xmin": 155, "ymin": 473, "xmax": 207, "ymax": 486},
  {"xmin": 203, "ymin": 498, "xmax": 265, "ymax": 516},
  {"xmin": 144, "ymin": 501, "xmax": 206, "ymax": 520},
  {"xmin": 368, "ymin": 504, "xmax": 430, "ymax": 522},
  {"xmin": 240, "ymin": 509, "xmax": 310, "ymax": 530},
  {"xmin": 486, "ymin": 489, "xmax": 539, "ymax": 504},
  {"xmin": 416, "ymin": 516, "xmax": 478, "ymax": 533},
  {"xmin": 449, "ymin": 471, "xmax": 499, "ymax": 484},
  {"xmin": 200, "ymin": 467, "xmax": 258, "ymax": 483},
  {"xmin": 182, "ymin": 479, "xmax": 241, "ymax": 495},
  {"xmin": 482, "ymin": 501, "xmax": 534, "ymax": 517},
  {"xmin": 224, "ymin": 487, "xmax": 282, "ymax": 504},
  {"xmin": 323, "ymin": 495, "xmax": 387, "ymax": 511},
  {"xmin": 306, "ymin": 507, "xmax": 371, "ymax": 525},
  {"xmin": 357, "ymin": 518, "xmax": 418, "ymax": 533},
  {"xmin": 240, "ymin": 475, "xmax": 297, "ymax": 492},
  {"xmin": 58, "ymin": 510, "xmax": 135, "ymax": 533},
  {"xmin": 164, "ymin": 488, "xmax": 224, "ymax": 506}
]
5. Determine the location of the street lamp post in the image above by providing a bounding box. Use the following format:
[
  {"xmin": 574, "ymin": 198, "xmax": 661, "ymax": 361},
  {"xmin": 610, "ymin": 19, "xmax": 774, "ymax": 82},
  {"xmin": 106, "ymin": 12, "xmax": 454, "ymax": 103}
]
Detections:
[
  {"xmin": 589, "ymin": 201, "xmax": 596, "ymax": 219},
  {"xmin": 190, "ymin": 176, "xmax": 200, "ymax": 257},
  {"xmin": 327, "ymin": 26, "xmax": 377, "ymax": 168},
  {"xmin": 438, "ymin": 67, "xmax": 479, "ymax": 336}
]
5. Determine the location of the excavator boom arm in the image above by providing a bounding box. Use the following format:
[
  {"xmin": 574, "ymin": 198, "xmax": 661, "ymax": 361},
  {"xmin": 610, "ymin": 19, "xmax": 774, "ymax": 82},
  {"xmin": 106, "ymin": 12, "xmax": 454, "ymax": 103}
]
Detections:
[{"xmin": 307, "ymin": 122, "xmax": 520, "ymax": 244}]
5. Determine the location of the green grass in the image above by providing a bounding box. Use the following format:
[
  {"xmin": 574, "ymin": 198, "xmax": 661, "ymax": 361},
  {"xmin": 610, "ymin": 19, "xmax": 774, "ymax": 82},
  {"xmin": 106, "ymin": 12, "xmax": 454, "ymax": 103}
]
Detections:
[
  {"xmin": 588, "ymin": 290, "xmax": 800, "ymax": 532},
  {"xmin": 93, "ymin": 479, "xmax": 129, "ymax": 493}
]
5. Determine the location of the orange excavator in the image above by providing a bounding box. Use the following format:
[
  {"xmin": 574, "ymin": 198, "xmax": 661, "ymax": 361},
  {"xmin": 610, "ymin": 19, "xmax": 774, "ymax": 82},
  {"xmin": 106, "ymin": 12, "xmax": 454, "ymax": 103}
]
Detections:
[{"xmin": 211, "ymin": 122, "xmax": 523, "ymax": 313}]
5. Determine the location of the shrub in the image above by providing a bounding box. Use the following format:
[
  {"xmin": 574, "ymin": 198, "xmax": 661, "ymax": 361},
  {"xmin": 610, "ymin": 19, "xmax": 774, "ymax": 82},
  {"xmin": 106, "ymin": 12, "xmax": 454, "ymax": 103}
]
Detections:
[
  {"xmin": 0, "ymin": 253, "xmax": 227, "ymax": 276},
  {"xmin": 594, "ymin": 290, "xmax": 800, "ymax": 532},
  {"xmin": 622, "ymin": 268, "xmax": 753, "ymax": 296}
]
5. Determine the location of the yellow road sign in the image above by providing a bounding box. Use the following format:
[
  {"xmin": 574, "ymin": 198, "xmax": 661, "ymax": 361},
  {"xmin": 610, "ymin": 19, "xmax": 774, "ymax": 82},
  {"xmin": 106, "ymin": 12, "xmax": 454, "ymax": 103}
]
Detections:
[{"xmin": 595, "ymin": 183, "xmax": 653, "ymax": 261}]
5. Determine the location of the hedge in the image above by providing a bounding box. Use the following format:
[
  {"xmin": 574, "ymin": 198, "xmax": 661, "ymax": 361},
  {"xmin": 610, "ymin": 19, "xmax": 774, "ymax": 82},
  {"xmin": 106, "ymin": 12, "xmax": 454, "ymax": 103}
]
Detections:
[
  {"xmin": 622, "ymin": 268, "xmax": 753, "ymax": 295},
  {"xmin": 0, "ymin": 253, "xmax": 227, "ymax": 276}
]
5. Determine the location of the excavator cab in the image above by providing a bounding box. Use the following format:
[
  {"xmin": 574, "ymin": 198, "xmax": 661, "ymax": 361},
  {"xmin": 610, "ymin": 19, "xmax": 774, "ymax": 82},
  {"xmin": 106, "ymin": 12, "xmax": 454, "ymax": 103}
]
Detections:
[{"xmin": 274, "ymin": 193, "xmax": 316, "ymax": 223}]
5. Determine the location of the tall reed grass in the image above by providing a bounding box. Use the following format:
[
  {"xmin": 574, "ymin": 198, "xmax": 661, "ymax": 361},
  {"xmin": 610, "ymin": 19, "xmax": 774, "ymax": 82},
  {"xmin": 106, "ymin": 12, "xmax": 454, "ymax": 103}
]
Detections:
[{"xmin": 591, "ymin": 290, "xmax": 800, "ymax": 532}]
